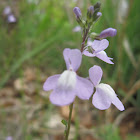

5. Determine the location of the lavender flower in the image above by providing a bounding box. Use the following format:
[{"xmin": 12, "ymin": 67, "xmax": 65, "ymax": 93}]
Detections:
[
  {"xmin": 73, "ymin": 26, "xmax": 81, "ymax": 32},
  {"xmin": 6, "ymin": 136, "xmax": 13, "ymax": 140},
  {"xmin": 7, "ymin": 14, "xmax": 16, "ymax": 23},
  {"xmin": 83, "ymin": 39, "xmax": 114, "ymax": 64},
  {"xmin": 89, "ymin": 65, "xmax": 124, "ymax": 111},
  {"xmin": 3, "ymin": 6, "xmax": 11, "ymax": 16},
  {"xmin": 43, "ymin": 48, "xmax": 93, "ymax": 106},
  {"xmin": 99, "ymin": 28, "xmax": 117, "ymax": 38}
]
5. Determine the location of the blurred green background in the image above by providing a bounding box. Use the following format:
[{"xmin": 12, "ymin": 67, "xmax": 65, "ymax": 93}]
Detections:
[{"xmin": 0, "ymin": 0, "xmax": 140, "ymax": 140}]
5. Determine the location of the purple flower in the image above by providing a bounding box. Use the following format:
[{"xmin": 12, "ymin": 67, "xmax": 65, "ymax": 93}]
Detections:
[
  {"xmin": 83, "ymin": 39, "xmax": 114, "ymax": 64},
  {"xmin": 43, "ymin": 48, "xmax": 93, "ymax": 106},
  {"xmin": 73, "ymin": 26, "xmax": 81, "ymax": 32},
  {"xmin": 6, "ymin": 136, "xmax": 13, "ymax": 140},
  {"xmin": 89, "ymin": 65, "xmax": 124, "ymax": 111},
  {"xmin": 3, "ymin": 6, "xmax": 11, "ymax": 16},
  {"xmin": 99, "ymin": 28, "xmax": 117, "ymax": 38},
  {"xmin": 7, "ymin": 14, "xmax": 16, "ymax": 23}
]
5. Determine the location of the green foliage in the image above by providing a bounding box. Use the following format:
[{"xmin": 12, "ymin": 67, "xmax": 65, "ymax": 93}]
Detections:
[
  {"xmin": 97, "ymin": 124, "xmax": 121, "ymax": 140},
  {"xmin": 126, "ymin": 134, "xmax": 140, "ymax": 140}
]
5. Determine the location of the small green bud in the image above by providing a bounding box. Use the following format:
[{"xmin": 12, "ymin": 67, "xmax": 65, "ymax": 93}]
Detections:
[
  {"xmin": 90, "ymin": 32, "xmax": 98, "ymax": 38},
  {"xmin": 94, "ymin": 2, "xmax": 101, "ymax": 10}
]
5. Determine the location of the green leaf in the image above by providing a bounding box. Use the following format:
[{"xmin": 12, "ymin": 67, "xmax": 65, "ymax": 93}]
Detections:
[{"xmin": 61, "ymin": 119, "xmax": 68, "ymax": 127}]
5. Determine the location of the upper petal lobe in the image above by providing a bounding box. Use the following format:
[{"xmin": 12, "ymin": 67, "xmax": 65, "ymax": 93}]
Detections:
[
  {"xmin": 89, "ymin": 65, "xmax": 103, "ymax": 86},
  {"xmin": 63, "ymin": 48, "xmax": 82, "ymax": 71},
  {"xmin": 92, "ymin": 39, "xmax": 109, "ymax": 53}
]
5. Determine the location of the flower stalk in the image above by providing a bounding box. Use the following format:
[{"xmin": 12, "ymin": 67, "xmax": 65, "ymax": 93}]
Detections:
[
  {"xmin": 43, "ymin": 2, "xmax": 124, "ymax": 140},
  {"xmin": 65, "ymin": 103, "xmax": 74, "ymax": 140}
]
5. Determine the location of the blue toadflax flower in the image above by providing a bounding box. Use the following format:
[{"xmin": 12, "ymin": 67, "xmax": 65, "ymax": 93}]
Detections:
[
  {"xmin": 83, "ymin": 39, "xmax": 114, "ymax": 64},
  {"xmin": 89, "ymin": 65, "xmax": 124, "ymax": 111},
  {"xmin": 43, "ymin": 48, "xmax": 93, "ymax": 106}
]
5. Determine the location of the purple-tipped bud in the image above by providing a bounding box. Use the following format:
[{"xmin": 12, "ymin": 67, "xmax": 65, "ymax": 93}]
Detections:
[
  {"xmin": 88, "ymin": 6, "xmax": 94, "ymax": 15},
  {"xmin": 87, "ymin": 6, "xmax": 94, "ymax": 20},
  {"xmin": 73, "ymin": 7, "xmax": 82, "ymax": 19},
  {"xmin": 93, "ymin": 12, "xmax": 102, "ymax": 21},
  {"xmin": 97, "ymin": 12, "xmax": 102, "ymax": 17},
  {"xmin": 99, "ymin": 28, "xmax": 117, "ymax": 38}
]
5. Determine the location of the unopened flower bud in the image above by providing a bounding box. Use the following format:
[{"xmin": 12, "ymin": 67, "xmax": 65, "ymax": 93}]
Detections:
[
  {"xmin": 93, "ymin": 12, "xmax": 102, "ymax": 22},
  {"xmin": 73, "ymin": 7, "xmax": 85, "ymax": 27},
  {"xmin": 94, "ymin": 2, "xmax": 101, "ymax": 11},
  {"xmin": 99, "ymin": 28, "xmax": 117, "ymax": 38},
  {"xmin": 87, "ymin": 6, "xmax": 94, "ymax": 20},
  {"xmin": 73, "ymin": 7, "xmax": 82, "ymax": 19},
  {"xmin": 90, "ymin": 32, "xmax": 98, "ymax": 39},
  {"xmin": 97, "ymin": 12, "xmax": 102, "ymax": 17}
]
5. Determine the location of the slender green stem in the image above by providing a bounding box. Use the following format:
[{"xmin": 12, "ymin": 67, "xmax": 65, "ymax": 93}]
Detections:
[
  {"xmin": 81, "ymin": 26, "xmax": 90, "ymax": 52},
  {"xmin": 65, "ymin": 103, "xmax": 74, "ymax": 140}
]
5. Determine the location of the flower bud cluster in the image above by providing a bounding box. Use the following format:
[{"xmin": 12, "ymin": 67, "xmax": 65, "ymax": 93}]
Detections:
[{"xmin": 73, "ymin": 2, "xmax": 102, "ymax": 35}]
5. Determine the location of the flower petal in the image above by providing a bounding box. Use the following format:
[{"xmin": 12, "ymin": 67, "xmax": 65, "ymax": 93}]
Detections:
[
  {"xmin": 43, "ymin": 75, "xmax": 60, "ymax": 91},
  {"xmin": 75, "ymin": 76, "xmax": 94, "ymax": 100},
  {"xmin": 96, "ymin": 83, "xmax": 117, "ymax": 101},
  {"xmin": 49, "ymin": 88, "xmax": 76, "ymax": 106},
  {"xmin": 92, "ymin": 88, "xmax": 111, "ymax": 110},
  {"xmin": 112, "ymin": 97, "xmax": 125, "ymax": 111},
  {"xmin": 92, "ymin": 39, "xmax": 109, "ymax": 53},
  {"xmin": 63, "ymin": 48, "xmax": 82, "ymax": 71},
  {"xmin": 89, "ymin": 65, "xmax": 103, "ymax": 86},
  {"xmin": 96, "ymin": 51, "xmax": 114, "ymax": 64},
  {"xmin": 63, "ymin": 48, "xmax": 71, "ymax": 69}
]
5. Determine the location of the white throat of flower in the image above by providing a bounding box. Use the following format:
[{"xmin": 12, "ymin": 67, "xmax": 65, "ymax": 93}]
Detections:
[
  {"xmin": 96, "ymin": 83, "xmax": 116, "ymax": 101},
  {"xmin": 57, "ymin": 70, "xmax": 76, "ymax": 91}
]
